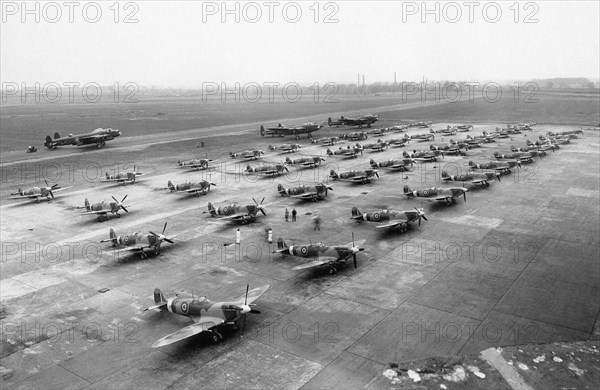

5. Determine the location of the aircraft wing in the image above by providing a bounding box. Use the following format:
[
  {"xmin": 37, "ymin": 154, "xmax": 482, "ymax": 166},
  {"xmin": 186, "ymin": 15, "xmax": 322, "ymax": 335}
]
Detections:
[
  {"xmin": 115, "ymin": 246, "xmax": 148, "ymax": 254},
  {"xmin": 254, "ymin": 170, "xmax": 279, "ymax": 175},
  {"xmin": 432, "ymin": 195, "xmax": 452, "ymax": 202},
  {"xmin": 291, "ymin": 191, "xmax": 318, "ymax": 200},
  {"xmin": 292, "ymin": 256, "xmax": 339, "ymax": 271},
  {"xmin": 390, "ymin": 164, "xmax": 408, "ymax": 170},
  {"xmin": 374, "ymin": 221, "xmax": 406, "ymax": 229},
  {"xmin": 8, "ymin": 194, "xmax": 40, "ymax": 200},
  {"xmin": 152, "ymin": 317, "xmax": 225, "ymax": 348},
  {"xmin": 83, "ymin": 210, "xmax": 109, "ymax": 215},
  {"xmin": 217, "ymin": 212, "xmax": 249, "ymax": 221},
  {"xmin": 233, "ymin": 284, "xmax": 270, "ymax": 305},
  {"xmin": 339, "ymin": 176, "xmax": 367, "ymax": 183}
]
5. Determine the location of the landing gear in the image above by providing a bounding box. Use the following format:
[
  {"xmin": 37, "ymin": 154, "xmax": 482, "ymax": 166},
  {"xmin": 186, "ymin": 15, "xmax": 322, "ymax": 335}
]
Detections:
[
  {"xmin": 451, "ymin": 198, "xmax": 456, "ymax": 204},
  {"xmin": 116, "ymin": 213, "xmax": 121, "ymax": 218},
  {"xmin": 140, "ymin": 252, "xmax": 148, "ymax": 259},
  {"xmin": 96, "ymin": 141, "xmax": 106, "ymax": 149},
  {"xmin": 211, "ymin": 330, "xmax": 224, "ymax": 343}
]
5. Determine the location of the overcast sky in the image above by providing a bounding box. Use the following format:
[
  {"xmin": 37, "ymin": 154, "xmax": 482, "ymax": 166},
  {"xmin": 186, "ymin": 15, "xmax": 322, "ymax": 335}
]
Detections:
[{"xmin": 1, "ymin": 1, "xmax": 599, "ymax": 86}]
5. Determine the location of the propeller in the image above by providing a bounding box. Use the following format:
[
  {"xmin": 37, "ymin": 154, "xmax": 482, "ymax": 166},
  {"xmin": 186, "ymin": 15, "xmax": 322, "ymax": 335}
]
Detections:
[
  {"xmin": 112, "ymin": 195, "xmax": 129, "ymax": 212},
  {"xmin": 350, "ymin": 232, "xmax": 364, "ymax": 269},
  {"xmin": 253, "ymin": 197, "xmax": 267, "ymax": 216},
  {"xmin": 414, "ymin": 207, "xmax": 428, "ymax": 225},
  {"xmin": 149, "ymin": 222, "xmax": 175, "ymax": 244}
]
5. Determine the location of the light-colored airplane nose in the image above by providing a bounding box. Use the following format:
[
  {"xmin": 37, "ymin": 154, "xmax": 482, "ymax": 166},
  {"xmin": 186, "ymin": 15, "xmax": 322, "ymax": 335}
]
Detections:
[{"xmin": 240, "ymin": 305, "xmax": 251, "ymax": 315}]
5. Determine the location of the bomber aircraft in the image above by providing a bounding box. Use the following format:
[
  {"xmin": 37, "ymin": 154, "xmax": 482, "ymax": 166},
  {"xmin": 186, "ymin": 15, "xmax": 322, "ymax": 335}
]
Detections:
[
  {"xmin": 81, "ymin": 195, "xmax": 130, "ymax": 221},
  {"xmin": 44, "ymin": 128, "xmax": 121, "ymax": 149},
  {"xmin": 277, "ymin": 183, "xmax": 332, "ymax": 201},
  {"xmin": 8, "ymin": 180, "xmax": 71, "ymax": 202},
  {"xmin": 146, "ymin": 284, "xmax": 269, "ymax": 346},
  {"xmin": 329, "ymin": 169, "xmax": 379, "ymax": 184},
  {"xmin": 101, "ymin": 222, "xmax": 175, "ymax": 259},
  {"xmin": 351, "ymin": 207, "xmax": 427, "ymax": 232},
  {"xmin": 403, "ymin": 185, "xmax": 468, "ymax": 205},
  {"xmin": 167, "ymin": 180, "xmax": 216, "ymax": 196},
  {"xmin": 274, "ymin": 233, "xmax": 365, "ymax": 273},
  {"xmin": 260, "ymin": 123, "xmax": 322, "ymax": 139},
  {"xmin": 328, "ymin": 114, "xmax": 379, "ymax": 128}
]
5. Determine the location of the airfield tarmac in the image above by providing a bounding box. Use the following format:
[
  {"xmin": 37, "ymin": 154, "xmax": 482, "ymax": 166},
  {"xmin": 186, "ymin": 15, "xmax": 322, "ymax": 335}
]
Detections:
[{"xmin": 1, "ymin": 108, "xmax": 599, "ymax": 389}]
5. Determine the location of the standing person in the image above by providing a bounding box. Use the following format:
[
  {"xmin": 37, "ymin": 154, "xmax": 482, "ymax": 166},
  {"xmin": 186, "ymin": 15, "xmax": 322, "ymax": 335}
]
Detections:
[
  {"xmin": 285, "ymin": 208, "xmax": 289, "ymax": 222},
  {"xmin": 291, "ymin": 208, "xmax": 297, "ymax": 222},
  {"xmin": 267, "ymin": 228, "xmax": 273, "ymax": 244},
  {"xmin": 236, "ymin": 228, "xmax": 241, "ymax": 245},
  {"xmin": 313, "ymin": 215, "xmax": 321, "ymax": 231}
]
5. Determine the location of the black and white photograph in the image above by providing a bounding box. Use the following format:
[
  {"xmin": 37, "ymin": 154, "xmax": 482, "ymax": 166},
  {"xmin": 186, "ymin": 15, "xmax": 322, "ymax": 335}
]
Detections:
[{"xmin": 1, "ymin": 1, "xmax": 599, "ymax": 389}]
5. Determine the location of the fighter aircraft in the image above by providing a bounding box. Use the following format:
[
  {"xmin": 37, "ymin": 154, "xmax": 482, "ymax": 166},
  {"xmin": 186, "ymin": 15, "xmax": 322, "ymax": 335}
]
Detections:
[
  {"xmin": 212, "ymin": 198, "xmax": 267, "ymax": 224},
  {"xmin": 387, "ymin": 136, "xmax": 411, "ymax": 147},
  {"xmin": 44, "ymin": 128, "xmax": 121, "ymax": 149},
  {"xmin": 81, "ymin": 195, "xmax": 129, "ymax": 221},
  {"xmin": 386, "ymin": 124, "xmax": 408, "ymax": 132},
  {"xmin": 403, "ymin": 150, "xmax": 442, "ymax": 162},
  {"xmin": 101, "ymin": 222, "xmax": 175, "ymax": 259},
  {"xmin": 268, "ymin": 144, "xmax": 301, "ymax": 153},
  {"xmin": 430, "ymin": 143, "xmax": 467, "ymax": 155},
  {"xmin": 274, "ymin": 233, "xmax": 365, "ymax": 272},
  {"xmin": 525, "ymin": 140, "xmax": 559, "ymax": 152},
  {"xmin": 146, "ymin": 284, "xmax": 269, "ymax": 346},
  {"xmin": 310, "ymin": 136, "xmax": 340, "ymax": 146},
  {"xmin": 493, "ymin": 151, "xmax": 534, "ymax": 163},
  {"xmin": 468, "ymin": 160, "xmax": 520, "ymax": 174},
  {"xmin": 362, "ymin": 140, "xmax": 389, "ymax": 152},
  {"xmin": 8, "ymin": 180, "xmax": 71, "ymax": 202},
  {"xmin": 285, "ymin": 156, "xmax": 325, "ymax": 169},
  {"xmin": 230, "ymin": 150, "xmax": 265, "ymax": 160},
  {"xmin": 103, "ymin": 166, "xmax": 143, "ymax": 184},
  {"xmin": 328, "ymin": 114, "xmax": 379, "ymax": 128},
  {"xmin": 329, "ymin": 169, "xmax": 379, "ymax": 184},
  {"xmin": 277, "ymin": 183, "xmax": 332, "ymax": 201},
  {"xmin": 547, "ymin": 129, "xmax": 583, "ymax": 138},
  {"xmin": 511, "ymin": 145, "xmax": 549, "ymax": 155},
  {"xmin": 441, "ymin": 170, "xmax": 500, "ymax": 187},
  {"xmin": 341, "ymin": 131, "xmax": 369, "ymax": 141},
  {"xmin": 457, "ymin": 124, "xmax": 473, "ymax": 131},
  {"xmin": 410, "ymin": 133, "xmax": 435, "ymax": 142},
  {"xmin": 467, "ymin": 133, "xmax": 497, "ymax": 143},
  {"xmin": 367, "ymin": 128, "xmax": 389, "ymax": 136},
  {"xmin": 204, "ymin": 202, "xmax": 242, "ymax": 217},
  {"xmin": 408, "ymin": 121, "xmax": 432, "ymax": 128},
  {"xmin": 370, "ymin": 158, "xmax": 412, "ymax": 172},
  {"xmin": 167, "ymin": 180, "xmax": 216, "ymax": 196},
  {"xmin": 430, "ymin": 126, "xmax": 458, "ymax": 136},
  {"xmin": 538, "ymin": 135, "xmax": 570, "ymax": 145},
  {"xmin": 326, "ymin": 146, "xmax": 363, "ymax": 158},
  {"xmin": 403, "ymin": 185, "xmax": 468, "ymax": 205},
  {"xmin": 245, "ymin": 163, "xmax": 289, "ymax": 177},
  {"xmin": 260, "ymin": 123, "xmax": 323, "ymax": 139},
  {"xmin": 351, "ymin": 207, "xmax": 427, "ymax": 232},
  {"xmin": 178, "ymin": 158, "xmax": 215, "ymax": 170}
]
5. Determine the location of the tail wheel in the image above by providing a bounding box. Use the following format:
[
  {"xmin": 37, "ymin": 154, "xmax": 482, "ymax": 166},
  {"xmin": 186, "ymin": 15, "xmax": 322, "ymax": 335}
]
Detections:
[{"xmin": 212, "ymin": 334, "xmax": 219, "ymax": 343}]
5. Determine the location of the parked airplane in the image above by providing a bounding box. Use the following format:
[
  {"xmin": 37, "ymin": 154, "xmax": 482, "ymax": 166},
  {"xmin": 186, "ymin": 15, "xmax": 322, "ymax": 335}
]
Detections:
[
  {"xmin": 457, "ymin": 124, "xmax": 474, "ymax": 131},
  {"xmin": 285, "ymin": 156, "xmax": 325, "ymax": 168},
  {"xmin": 245, "ymin": 163, "xmax": 289, "ymax": 176},
  {"xmin": 44, "ymin": 128, "xmax": 121, "ymax": 149},
  {"xmin": 326, "ymin": 146, "xmax": 363, "ymax": 158},
  {"xmin": 547, "ymin": 129, "xmax": 583, "ymax": 137},
  {"xmin": 430, "ymin": 126, "xmax": 458, "ymax": 136},
  {"xmin": 260, "ymin": 123, "xmax": 322, "ymax": 139},
  {"xmin": 268, "ymin": 144, "xmax": 301, "ymax": 153},
  {"xmin": 168, "ymin": 180, "xmax": 216, "ymax": 196},
  {"xmin": 81, "ymin": 195, "xmax": 129, "ymax": 221},
  {"xmin": 370, "ymin": 158, "xmax": 412, "ymax": 172},
  {"xmin": 538, "ymin": 135, "xmax": 570, "ymax": 145},
  {"xmin": 408, "ymin": 121, "xmax": 432, "ymax": 128},
  {"xmin": 526, "ymin": 140, "xmax": 559, "ymax": 151},
  {"xmin": 310, "ymin": 136, "xmax": 340, "ymax": 145},
  {"xmin": 403, "ymin": 186, "xmax": 468, "ymax": 205},
  {"xmin": 230, "ymin": 150, "xmax": 265, "ymax": 160},
  {"xmin": 146, "ymin": 284, "xmax": 269, "ymax": 346},
  {"xmin": 403, "ymin": 150, "xmax": 442, "ymax": 162},
  {"xmin": 341, "ymin": 131, "xmax": 369, "ymax": 141},
  {"xmin": 351, "ymin": 207, "xmax": 427, "ymax": 232},
  {"xmin": 367, "ymin": 128, "xmax": 389, "ymax": 136},
  {"xmin": 430, "ymin": 143, "xmax": 467, "ymax": 155},
  {"xmin": 213, "ymin": 198, "xmax": 267, "ymax": 224},
  {"xmin": 8, "ymin": 180, "xmax": 71, "ymax": 202},
  {"xmin": 410, "ymin": 133, "xmax": 435, "ymax": 142},
  {"xmin": 274, "ymin": 233, "xmax": 365, "ymax": 272},
  {"xmin": 388, "ymin": 136, "xmax": 411, "ymax": 147},
  {"xmin": 468, "ymin": 160, "xmax": 520, "ymax": 174},
  {"xmin": 277, "ymin": 183, "xmax": 332, "ymax": 201},
  {"xmin": 204, "ymin": 202, "xmax": 242, "ymax": 217},
  {"xmin": 329, "ymin": 169, "xmax": 379, "ymax": 184},
  {"xmin": 102, "ymin": 222, "xmax": 175, "ymax": 259},
  {"xmin": 493, "ymin": 151, "xmax": 534, "ymax": 163},
  {"xmin": 511, "ymin": 145, "xmax": 549, "ymax": 155},
  {"xmin": 363, "ymin": 140, "xmax": 389, "ymax": 152},
  {"xmin": 178, "ymin": 158, "xmax": 215, "ymax": 170},
  {"xmin": 328, "ymin": 114, "xmax": 379, "ymax": 128},
  {"xmin": 104, "ymin": 166, "xmax": 143, "ymax": 184},
  {"xmin": 441, "ymin": 170, "xmax": 500, "ymax": 187}
]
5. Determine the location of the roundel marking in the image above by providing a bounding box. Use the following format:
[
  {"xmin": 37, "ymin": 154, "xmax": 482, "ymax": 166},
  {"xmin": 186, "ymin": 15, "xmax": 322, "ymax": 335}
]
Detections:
[
  {"xmin": 423, "ymin": 189, "xmax": 430, "ymax": 196},
  {"xmin": 223, "ymin": 206, "xmax": 228, "ymax": 214},
  {"xmin": 124, "ymin": 236, "xmax": 130, "ymax": 244},
  {"xmin": 373, "ymin": 212, "xmax": 380, "ymax": 221},
  {"xmin": 300, "ymin": 246, "xmax": 308, "ymax": 255},
  {"xmin": 180, "ymin": 301, "xmax": 189, "ymax": 314}
]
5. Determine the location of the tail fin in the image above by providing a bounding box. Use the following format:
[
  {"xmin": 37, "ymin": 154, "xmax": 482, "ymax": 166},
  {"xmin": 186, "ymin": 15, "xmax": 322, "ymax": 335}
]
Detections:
[
  {"xmin": 429, "ymin": 144, "xmax": 435, "ymax": 150},
  {"xmin": 327, "ymin": 117, "xmax": 332, "ymax": 126},
  {"xmin": 167, "ymin": 181, "xmax": 175, "ymax": 191},
  {"xmin": 54, "ymin": 132, "xmax": 60, "ymax": 139},
  {"xmin": 153, "ymin": 288, "xmax": 166, "ymax": 304},
  {"xmin": 277, "ymin": 183, "xmax": 286, "ymax": 195},
  {"xmin": 441, "ymin": 170, "xmax": 449, "ymax": 179},
  {"xmin": 285, "ymin": 157, "xmax": 292, "ymax": 164},
  {"xmin": 110, "ymin": 228, "xmax": 118, "ymax": 245},
  {"xmin": 277, "ymin": 237, "xmax": 286, "ymax": 249},
  {"xmin": 106, "ymin": 172, "xmax": 111, "ymax": 180},
  {"xmin": 329, "ymin": 170, "xmax": 338, "ymax": 179},
  {"xmin": 430, "ymin": 128, "xmax": 435, "ymax": 133},
  {"xmin": 326, "ymin": 148, "xmax": 333, "ymax": 156},
  {"xmin": 403, "ymin": 185, "xmax": 413, "ymax": 195},
  {"xmin": 493, "ymin": 152, "xmax": 500, "ymax": 158},
  {"xmin": 468, "ymin": 160, "xmax": 474, "ymax": 167},
  {"xmin": 260, "ymin": 125, "xmax": 265, "ymax": 136},
  {"xmin": 351, "ymin": 207, "xmax": 362, "ymax": 219},
  {"xmin": 45, "ymin": 136, "xmax": 54, "ymax": 149},
  {"xmin": 402, "ymin": 151, "xmax": 409, "ymax": 157},
  {"xmin": 207, "ymin": 202, "xmax": 216, "ymax": 216},
  {"xmin": 369, "ymin": 159, "xmax": 377, "ymax": 168},
  {"xmin": 84, "ymin": 198, "xmax": 90, "ymax": 211}
]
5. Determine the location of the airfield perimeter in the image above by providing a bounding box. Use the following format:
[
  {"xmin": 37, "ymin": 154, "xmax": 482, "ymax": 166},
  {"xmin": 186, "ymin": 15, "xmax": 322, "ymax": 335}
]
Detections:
[{"xmin": 1, "ymin": 92, "xmax": 599, "ymax": 389}]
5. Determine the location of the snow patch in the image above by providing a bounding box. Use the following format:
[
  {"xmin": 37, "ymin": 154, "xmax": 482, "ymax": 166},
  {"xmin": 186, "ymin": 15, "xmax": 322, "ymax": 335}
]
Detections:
[
  {"xmin": 517, "ymin": 362, "xmax": 529, "ymax": 371},
  {"xmin": 567, "ymin": 363, "xmax": 584, "ymax": 376},
  {"xmin": 443, "ymin": 366, "xmax": 466, "ymax": 382},
  {"xmin": 553, "ymin": 357, "xmax": 563, "ymax": 363},
  {"xmin": 533, "ymin": 354, "xmax": 546, "ymax": 363},
  {"xmin": 407, "ymin": 369, "xmax": 421, "ymax": 382}
]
